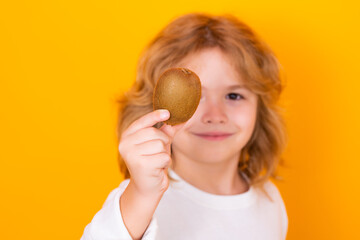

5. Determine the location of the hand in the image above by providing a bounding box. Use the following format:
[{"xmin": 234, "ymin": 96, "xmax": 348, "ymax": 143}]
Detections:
[{"xmin": 118, "ymin": 109, "xmax": 184, "ymax": 197}]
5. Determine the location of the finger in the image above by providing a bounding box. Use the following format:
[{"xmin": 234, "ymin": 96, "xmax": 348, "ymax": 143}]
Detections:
[
  {"xmin": 127, "ymin": 127, "xmax": 170, "ymax": 146},
  {"xmin": 165, "ymin": 142, "xmax": 171, "ymax": 156},
  {"xmin": 136, "ymin": 139, "xmax": 167, "ymax": 156},
  {"xmin": 122, "ymin": 109, "xmax": 170, "ymax": 138},
  {"xmin": 160, "ymin": 122, "xmax": 186, "ymax": 139},
  {"xmin": 143, "ymin": 153, "xmax": 171, "ymax": 170}
]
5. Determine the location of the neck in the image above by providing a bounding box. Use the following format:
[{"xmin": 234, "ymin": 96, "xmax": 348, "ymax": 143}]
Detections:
[{"xmin": 171, "ymin": 151, "xmax": 249, "ymax": 195}]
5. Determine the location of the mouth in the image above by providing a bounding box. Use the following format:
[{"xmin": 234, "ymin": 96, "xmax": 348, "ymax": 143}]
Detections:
[{"xmin": 192, "ymin": 132, "xmax": 234, "ymax": 141}]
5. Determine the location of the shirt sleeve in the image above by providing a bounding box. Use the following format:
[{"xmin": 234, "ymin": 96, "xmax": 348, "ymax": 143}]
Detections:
[{"xmin": 80, "ymin": 179, "xmax": 158, "ymax": 240}]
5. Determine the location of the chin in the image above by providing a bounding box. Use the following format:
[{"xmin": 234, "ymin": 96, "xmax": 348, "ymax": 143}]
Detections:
[{"xmin": 193, "ymin": 150, "xmax": 238, "ymax": 163}]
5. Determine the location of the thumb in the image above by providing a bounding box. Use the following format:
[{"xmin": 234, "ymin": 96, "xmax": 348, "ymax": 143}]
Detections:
[{"xmin": 160, "ymin": 122, "xmax": 185, "ymax": 139}]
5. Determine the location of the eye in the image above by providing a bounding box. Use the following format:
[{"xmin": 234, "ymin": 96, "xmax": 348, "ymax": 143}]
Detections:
[{"xmin": 226, "ymin": 93, "xmax": 244, "ymax": 100}]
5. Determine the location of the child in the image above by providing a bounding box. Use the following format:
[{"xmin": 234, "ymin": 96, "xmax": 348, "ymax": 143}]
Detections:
[{"xmin": 81, "ymin": 13, "xmax": 288, "ymax": 240}]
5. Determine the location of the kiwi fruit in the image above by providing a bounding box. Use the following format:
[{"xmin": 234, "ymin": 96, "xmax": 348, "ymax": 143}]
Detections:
[{"xmin": 153, "ymin": 67, "xmax": 201, "ymax": 126}]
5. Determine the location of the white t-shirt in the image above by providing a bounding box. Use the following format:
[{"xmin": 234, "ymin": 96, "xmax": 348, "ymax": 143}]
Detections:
[{"xmin": 81, "ymin": 168, "xmax": 288, "ymax": 240}]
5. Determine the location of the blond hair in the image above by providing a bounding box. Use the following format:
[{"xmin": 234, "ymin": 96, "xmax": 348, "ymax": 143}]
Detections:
[{"xmin": 116, "ymin": 13, "xmax": 288, "ymax": 187}]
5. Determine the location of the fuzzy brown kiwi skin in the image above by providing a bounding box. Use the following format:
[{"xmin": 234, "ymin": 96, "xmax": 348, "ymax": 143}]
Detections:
[{"xmin": 153, "ymin": 67, "xmax": 201, "ymax": 126}]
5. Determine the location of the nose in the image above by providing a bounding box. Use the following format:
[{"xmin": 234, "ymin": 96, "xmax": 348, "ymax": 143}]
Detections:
[{"xmin": 201, "ymin": 99, "xmax": 228, "ymax": 124}]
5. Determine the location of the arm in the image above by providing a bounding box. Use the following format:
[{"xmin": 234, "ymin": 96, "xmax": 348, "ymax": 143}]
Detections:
[
  {"xmin": 80, "ymin": 179, "xmax": 158, "ymax": 240},
  {"xmin": 81, "ymin": 110, "xmax": 181, "ymax": 240},
  {"xmin": 120, "ymin": 180, "xmax": 164, "ymax": 240},
  {"xmin": 113, "ymin": 109, "xmax": 182, "ymax": 239}
]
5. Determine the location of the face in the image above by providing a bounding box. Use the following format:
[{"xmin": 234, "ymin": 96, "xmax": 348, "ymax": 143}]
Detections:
[{"xmin": 171, "ymin": 47, "xmax": 258, "ymax": 165}]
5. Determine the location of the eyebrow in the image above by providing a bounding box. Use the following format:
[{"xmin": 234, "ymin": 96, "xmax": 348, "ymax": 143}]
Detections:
[{"xmin": 202, "ymin": 85, "xmax": 246, "ymax": 90}]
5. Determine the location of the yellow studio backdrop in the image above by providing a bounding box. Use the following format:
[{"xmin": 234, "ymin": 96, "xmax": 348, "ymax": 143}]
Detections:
[{"xmin": 1, "ymin": 0, "xmax": 359, "ymax": 239}]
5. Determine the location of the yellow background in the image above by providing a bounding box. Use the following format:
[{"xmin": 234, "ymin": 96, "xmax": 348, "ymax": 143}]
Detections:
[{"xmin": 1, "ymin": 0, "xmax": 359, "ymax": 239}]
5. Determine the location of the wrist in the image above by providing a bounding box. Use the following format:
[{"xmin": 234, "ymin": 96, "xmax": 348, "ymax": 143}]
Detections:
[{"xmin": 127, "ymin": 179, "xmax": 165, "ymax": 201}]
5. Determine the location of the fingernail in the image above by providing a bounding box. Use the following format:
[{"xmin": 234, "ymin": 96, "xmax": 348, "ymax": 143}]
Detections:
[{"xmin": 159, "ymin": 109, "xmax": 170, "ymax": 119}]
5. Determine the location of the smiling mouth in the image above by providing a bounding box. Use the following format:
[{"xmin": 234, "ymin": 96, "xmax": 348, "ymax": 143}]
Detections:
[{"xmin": 192, "ymin": 133, "xmax": 233, "ymax": 141}]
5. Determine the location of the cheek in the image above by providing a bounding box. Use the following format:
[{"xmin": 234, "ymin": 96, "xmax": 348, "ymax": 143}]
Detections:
[
  {"xmin": 232, "ymin": 106, "xmax": 257, "ymax": 129},
  {"xmin": 171, "ymin": 129, "xmax": 189, "ymax": 153}
]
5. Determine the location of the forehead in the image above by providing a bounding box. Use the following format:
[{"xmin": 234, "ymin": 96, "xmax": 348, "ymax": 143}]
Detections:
[{"xmin": 176, "ymin": 47, "xmax": 248, "ymax": 91}]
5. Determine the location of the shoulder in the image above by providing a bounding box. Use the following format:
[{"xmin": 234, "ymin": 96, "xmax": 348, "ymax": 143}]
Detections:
[
  {"xmin": 262, "ymin": 179, "xmax": 284, "ymax": 201},
  {"xmin": 118, "ymin": 178, "xmax": 130, "ymax": 191},
  {"xmin": 256, "ymin": 179, "xmax": 288, "ymax": 221},
  {"xmin": 101, "ymin": 178, "xmax": 130, "ymax": 207},
  {"xmin": 261, "ymin": 179, "xmax": 288, "ymax": 239}
]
